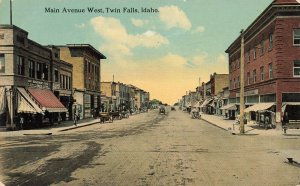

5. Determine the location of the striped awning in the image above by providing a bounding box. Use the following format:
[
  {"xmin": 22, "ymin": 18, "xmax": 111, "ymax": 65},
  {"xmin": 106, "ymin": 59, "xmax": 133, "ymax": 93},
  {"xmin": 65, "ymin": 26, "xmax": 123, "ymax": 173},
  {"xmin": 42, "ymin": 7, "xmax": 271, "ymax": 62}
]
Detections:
[
  {"xmin": 27, "ymin": 88, "xmax": 67, "ymax": 113},
  {"xmin": 200, "ymin": 99, "xmax": 213, "ymax": 108},
  {"xmin": 244, "ymin": 102, "xmax": 275, "ymax": 113},
  {"xmin": 220, "ymin": 104, "xmax": 237, "ymax": 110},
  {"xmin": 17, "ymin": 88, "xmax": 43, "ymax": 114}
]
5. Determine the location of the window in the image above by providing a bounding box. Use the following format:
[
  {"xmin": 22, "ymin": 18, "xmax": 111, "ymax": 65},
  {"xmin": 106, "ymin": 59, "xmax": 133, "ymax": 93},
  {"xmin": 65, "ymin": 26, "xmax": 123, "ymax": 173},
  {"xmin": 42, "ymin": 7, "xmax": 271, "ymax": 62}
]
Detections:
[
  {"xmin": 60, "ymin": 74, "xmax": 63, "ymax": 88},
  {"xmin": 269, "ymin": 33, "xmax": 273, "ymax": 50},
  {"xmin": 260, "ymin": 40, "xmax": 264, "ymax": 55},
  {"xmin": 294, "ymin": 60, "xmax": 300, "ymax": 77},
  {"xmin": 0, "ymin": 54, "xmax": 4, "ymax": 73},
  {"xmin": 234, "ymin": 78, "xmax": 236, "ymax": 89},
  {"xmin": 54, "ymin": 69, "xmax": 59, "ymax": 82},
  {"xmin": 247, "ymin": 50, "xmax": 250, "ymax": 63},
  {"xmin": 37, "ymin": 62, "xmax": 42, "ymax": 79},
  {"xmin": 293, "ymin": 29, "xmax": 300, "ymax": 45},
  {"xmin": 253, "ymin": 69, "xmax": 257, "ymax": 83},
  {"xmin": 17, "ymin": 56, "xmax": 25, "ymax": 75},
  {"xmin": 253, "ymin": 47, "xmax": 256, "ymax": 59},
  {"xmin": 43, "ymin": 64, "xmax": 49, "ymax": 80},
  {"xmin": 237, "ymin": 76, "xmax": 240, "ymax": 88},
  {"xmin": 29, "ymin": 60, "xmax": 35, "ymax": 78},
  {"xmin": 247, "ymin": 72, "xmax": 250, "ymax": 85},
  {"xmin": 237, "ymin": 60, "xmax": 240, "ymax": 69},
  {"xmin": 260, "ymin": 66, "xmax": 264, "ymax": 81},
  {"xmin": 269, "ymin": 63, "xmax": 273, "ymax": 79},
  {"xmin": 230, "ymin": 80, "xmax": 232, "ymax": 89}
]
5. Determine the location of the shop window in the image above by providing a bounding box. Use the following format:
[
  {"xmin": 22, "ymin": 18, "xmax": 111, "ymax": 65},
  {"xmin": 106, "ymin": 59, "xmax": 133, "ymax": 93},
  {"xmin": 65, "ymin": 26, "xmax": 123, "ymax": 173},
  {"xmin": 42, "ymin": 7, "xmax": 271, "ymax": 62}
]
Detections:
[
  {"xmin": 293, "ymin": 29, "xmax": 300, "ymax": 45},
  {"xmin": 294, "ymin": 60, "xmax": 300, "ymax": 77},
  {"xmin": 0, "ymin": 54, "xmax": 4, "ymax": 73},
  {"xmin": 17, "ymin": 55, "xmax": 25, "ymax": 75},
  {"xmin": 29, "ymin": 60, "xmax": 35, "ymax": 78}
]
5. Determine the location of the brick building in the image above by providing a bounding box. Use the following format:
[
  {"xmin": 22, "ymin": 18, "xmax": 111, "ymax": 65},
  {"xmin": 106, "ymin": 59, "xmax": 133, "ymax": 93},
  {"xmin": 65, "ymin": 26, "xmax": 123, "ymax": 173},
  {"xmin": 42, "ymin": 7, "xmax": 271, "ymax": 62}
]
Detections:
[
  {"xmin": 0, "ymin": 25, "xmax": 68, "ymax": 130},
  {"xmin": 58, "ymin": 44, "xmax": 106, "ymax": 119},
  {"xmin": 225, "ymin": 0, "xmax": 300, "ymax": 126}
]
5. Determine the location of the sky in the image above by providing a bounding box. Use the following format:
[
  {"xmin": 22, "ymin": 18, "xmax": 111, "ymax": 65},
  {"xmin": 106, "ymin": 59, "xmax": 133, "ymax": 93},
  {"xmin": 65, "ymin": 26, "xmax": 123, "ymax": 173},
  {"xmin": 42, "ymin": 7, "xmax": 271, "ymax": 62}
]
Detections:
[{"xmin": 0, "ymin": 0, "xmax": 273, "ymax": 104}]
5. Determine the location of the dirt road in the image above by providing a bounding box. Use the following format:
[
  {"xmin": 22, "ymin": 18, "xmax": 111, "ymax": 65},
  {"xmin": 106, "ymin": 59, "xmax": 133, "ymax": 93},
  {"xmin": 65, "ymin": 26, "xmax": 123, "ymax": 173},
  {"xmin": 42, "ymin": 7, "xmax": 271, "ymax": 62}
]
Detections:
[{"xmin": 0, "ymin": 109, "xmax": 299, "ymax": 185}]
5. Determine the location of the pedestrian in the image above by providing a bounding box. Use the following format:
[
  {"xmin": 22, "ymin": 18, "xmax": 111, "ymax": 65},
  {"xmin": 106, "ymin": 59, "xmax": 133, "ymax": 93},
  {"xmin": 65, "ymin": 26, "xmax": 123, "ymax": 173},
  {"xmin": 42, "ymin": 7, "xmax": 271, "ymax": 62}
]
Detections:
[
  {"xmin": 74, "ymin": 113, "xmax": 78, "ymax": 126},
  {"xmin": 19, "ymin": 116, "xmax": 24, "ymax": 130}
]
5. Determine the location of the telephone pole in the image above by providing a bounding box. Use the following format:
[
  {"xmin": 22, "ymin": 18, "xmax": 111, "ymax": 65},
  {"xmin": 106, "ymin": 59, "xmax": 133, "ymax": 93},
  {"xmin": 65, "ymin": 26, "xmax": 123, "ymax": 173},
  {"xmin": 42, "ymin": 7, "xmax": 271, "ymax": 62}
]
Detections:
[
  {"xmin": 240, "ymin": 29, "xmax": 245, "ymax": 134},
  {"xmin": 10, "ymin": 0, "xmax": 13, "ymax": 25}
]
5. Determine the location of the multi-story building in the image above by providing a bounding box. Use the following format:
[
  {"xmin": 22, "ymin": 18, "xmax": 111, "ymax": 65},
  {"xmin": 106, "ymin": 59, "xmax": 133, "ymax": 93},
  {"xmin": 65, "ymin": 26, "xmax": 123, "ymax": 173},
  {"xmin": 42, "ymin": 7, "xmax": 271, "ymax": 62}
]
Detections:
[
  {"xmin": 225, "ymin": 0, "xmax": 300, "ymax": 126},
  {"xmin": 101, "ymin": 81, "xmax": 117, "ymax": 111},
  {"xmin": 58, "ymin": 44, "xmax": 106, "ymax": 119},
  {"xmin": 0, "ymin": 25, "xmax": 68, "ymax": 129}
]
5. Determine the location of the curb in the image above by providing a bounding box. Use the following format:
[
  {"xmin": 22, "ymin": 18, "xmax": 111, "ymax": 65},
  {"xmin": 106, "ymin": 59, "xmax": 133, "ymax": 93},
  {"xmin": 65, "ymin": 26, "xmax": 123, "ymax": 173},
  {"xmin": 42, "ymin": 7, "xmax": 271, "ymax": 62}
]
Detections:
[
  {"xmin": 201, "ymin": 118, "xmax": 228, "ymax": 131},
  {"xmin": 58, "ymin": 121, "xmax": 100, "ymax": 132},
  {"xmin": 23, "ymin": 132, "xmax": 52, "ymax": 136}
]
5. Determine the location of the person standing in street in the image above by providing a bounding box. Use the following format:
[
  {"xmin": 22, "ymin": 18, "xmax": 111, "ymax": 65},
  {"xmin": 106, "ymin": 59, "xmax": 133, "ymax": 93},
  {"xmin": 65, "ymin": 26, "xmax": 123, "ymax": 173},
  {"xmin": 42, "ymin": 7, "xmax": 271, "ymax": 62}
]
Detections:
[
  {"xmin": 19, "ymin": 116, "xmax": 24, "ymax": 130},
  {"xmin": 74, "ymin": 113, "xmax": 78, "ymax": 126}
]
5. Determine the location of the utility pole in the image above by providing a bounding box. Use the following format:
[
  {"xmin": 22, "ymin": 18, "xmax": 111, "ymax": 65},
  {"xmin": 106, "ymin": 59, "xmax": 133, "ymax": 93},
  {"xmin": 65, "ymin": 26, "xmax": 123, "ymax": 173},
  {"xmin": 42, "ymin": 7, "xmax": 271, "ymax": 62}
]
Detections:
[
  {"xmin": 240, "ymin": 29, "xmax": 245, "ymax": 134},
  {"xmin": 10, "ymin": 0, "xmax": 12, "ymax": 25}
]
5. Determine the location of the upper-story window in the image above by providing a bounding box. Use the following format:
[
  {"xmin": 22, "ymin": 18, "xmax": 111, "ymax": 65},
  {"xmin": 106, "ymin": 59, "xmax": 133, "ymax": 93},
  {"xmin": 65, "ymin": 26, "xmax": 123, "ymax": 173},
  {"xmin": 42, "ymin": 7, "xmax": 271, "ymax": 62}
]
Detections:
[
  {"xmin": 37, "ymin": 62, "xmax": 42, "ymax": 79},
  {"xmin": 260, "ymin": 39, "xmax": 264, "ymax": 55},
  {"xmin": 43, "ymin": 64, "xmax": 49, "ymax": 80},
  {"xmin": 237, "ymin": 76, "xmax": 240, "ymax": 88},
  {"xmin": 253, "ymin": 47, "xmax": 257, "ymax": 59},
  {"xmin": 293, "ymin": 29, "xmax": 300, "ymax": 45},
  {"xmin": 17, "ymin": 56, "xmax": 25, "ymax": 75},
  {"xmin": 269, "ymin": 33, "xmax": 273, "ymax": 50},
  {"xmin": 253, "ymin": 69, "xmax": 257, "ymax": 83},
  {"xmin": 260, "ymin": 66, "xmax": 264, "ymax": 81},
  {"xmin": 269, "ymin": 63, "xmax": 273, "ymax": 79},
  {"xmin": 247, "ymin": 72, "xmax": 250, "ymax": 85},
  {"xmin": 54, "ymin": 69, "xmax": 59, "ymax": 82},
  {"xmin": 0, "ymin": 54, "xmax": 5, "ymax": 73},
  {"xmin": 230, "ymin": 80, "xmax": 232, "ymax": 89},
  {"xmin": 233, "ymin": 78, "xmax": 236, "ymax": 89},
  {"xmin": 236, "ymin": 60, "xmax": 240, "ymax": 69},
  {"xmin": 294, "ymin": 60, "xmax": 300, "ymax": 77},
  {"xmin": 247, "ymin": 49, "xmax": 251, "ymax": 63},
  {"xmin": 29, "ymin": 60, "xmax": 35, "ymax": 78}
]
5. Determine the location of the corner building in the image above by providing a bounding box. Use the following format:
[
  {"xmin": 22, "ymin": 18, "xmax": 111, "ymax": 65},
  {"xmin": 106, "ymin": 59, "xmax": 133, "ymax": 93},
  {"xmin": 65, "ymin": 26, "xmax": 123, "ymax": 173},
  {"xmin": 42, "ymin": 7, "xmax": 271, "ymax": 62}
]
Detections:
[{"xmin": 226, "ymin": 0, "xmax": 300, "ymax": 127}]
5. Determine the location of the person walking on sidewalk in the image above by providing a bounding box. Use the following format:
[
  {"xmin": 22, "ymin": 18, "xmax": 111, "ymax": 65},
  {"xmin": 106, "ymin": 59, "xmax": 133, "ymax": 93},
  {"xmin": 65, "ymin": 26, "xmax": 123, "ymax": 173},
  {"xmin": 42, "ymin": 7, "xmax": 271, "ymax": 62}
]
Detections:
[{"xmin": 74, "ymin": 113, "xmax": 78, "ymax": 126}]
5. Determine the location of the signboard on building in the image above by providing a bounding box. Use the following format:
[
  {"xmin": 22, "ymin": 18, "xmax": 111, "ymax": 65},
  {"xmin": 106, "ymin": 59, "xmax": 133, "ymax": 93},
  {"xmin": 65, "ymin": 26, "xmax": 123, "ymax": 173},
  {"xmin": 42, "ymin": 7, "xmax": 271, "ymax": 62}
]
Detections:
[{"xmin": 27, "ymin": 79, "xmax": 50, "ymax": 89}]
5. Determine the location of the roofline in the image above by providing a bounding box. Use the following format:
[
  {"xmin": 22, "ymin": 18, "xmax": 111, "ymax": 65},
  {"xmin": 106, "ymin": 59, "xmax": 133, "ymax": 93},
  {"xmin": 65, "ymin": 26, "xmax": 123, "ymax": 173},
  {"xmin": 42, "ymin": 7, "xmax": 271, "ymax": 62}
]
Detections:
[
  {"xmin": 57, "ymin": 44, "xmax": 107, "ymax": 59},
  {"xmin": 225, "ymin": 1, "xmax": 300, "ymax": 53}
]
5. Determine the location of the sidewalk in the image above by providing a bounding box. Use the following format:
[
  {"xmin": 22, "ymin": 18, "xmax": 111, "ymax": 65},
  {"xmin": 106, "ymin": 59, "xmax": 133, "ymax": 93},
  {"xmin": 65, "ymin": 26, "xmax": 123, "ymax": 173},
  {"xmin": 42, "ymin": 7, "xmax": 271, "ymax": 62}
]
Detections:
[
  {"xmin": 200, "ymin": 113, "xmax": 295, "ymax": 136},
  {"xmin": 0, "ymin": 117, "xmax": 100, "ymax": 137}
]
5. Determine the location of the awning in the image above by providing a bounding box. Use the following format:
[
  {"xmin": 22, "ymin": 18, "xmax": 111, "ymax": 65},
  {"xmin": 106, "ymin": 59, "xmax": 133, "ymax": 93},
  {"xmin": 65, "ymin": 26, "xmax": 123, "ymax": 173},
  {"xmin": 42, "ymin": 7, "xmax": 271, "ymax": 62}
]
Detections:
[
  {"xmin": 282, "ymin": 102, "xmax": 300, "ymax": 113},
  {"xmin": 244, "ymin": 102, "xmax": 274, "ymax": 113},
  {"xmin": 27, "ymin": 88, "xmax": 67, "ymax": 113},
  {"xmin": 0, "ymin": 87, "xmax": 6, "ymax": 114},
  {"xmin": 200, "ymin": 99, "xmax": 213, "ymax": 108},
  {"xmin": 220, "ymin": 104, "xmax": 237, "ymax": 110},
  {"xmin": 17, "ymin": 88, "xmax": 43, "ymax": 114}
]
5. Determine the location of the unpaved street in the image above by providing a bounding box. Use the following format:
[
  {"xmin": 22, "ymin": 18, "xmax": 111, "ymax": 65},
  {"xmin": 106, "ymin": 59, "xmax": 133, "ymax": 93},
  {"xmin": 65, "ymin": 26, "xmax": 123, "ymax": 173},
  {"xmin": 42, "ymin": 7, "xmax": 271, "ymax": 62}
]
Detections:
[{"xmin": 0, "ymin": 109, "xmax": 300, "ymax": 186}]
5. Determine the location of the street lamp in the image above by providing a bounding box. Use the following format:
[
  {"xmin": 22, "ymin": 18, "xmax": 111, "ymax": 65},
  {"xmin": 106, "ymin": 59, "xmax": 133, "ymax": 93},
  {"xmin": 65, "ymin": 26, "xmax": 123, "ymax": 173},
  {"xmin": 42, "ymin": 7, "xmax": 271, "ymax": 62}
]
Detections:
[{"xmin": 240, "ymin": 29, "xmax": 245, "ymax": 134}]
